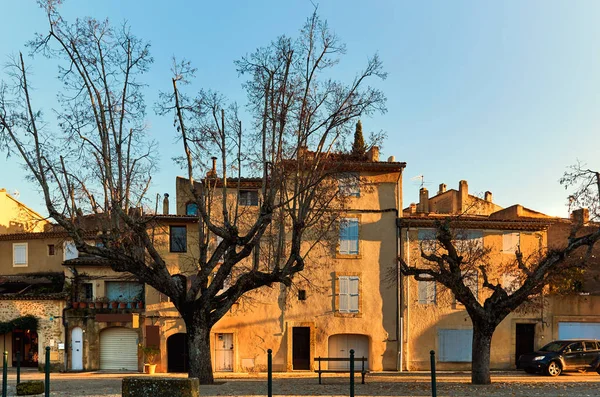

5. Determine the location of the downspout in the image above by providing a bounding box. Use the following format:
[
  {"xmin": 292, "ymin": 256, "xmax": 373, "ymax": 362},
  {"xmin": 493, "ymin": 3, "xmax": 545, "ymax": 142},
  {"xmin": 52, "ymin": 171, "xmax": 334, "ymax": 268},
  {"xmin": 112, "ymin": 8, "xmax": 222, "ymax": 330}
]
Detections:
[
  {"xmin": 62, "ymin": 305, "xmax": 69, "ymax": 372},
  {"xmin": 396, "ymin": 172, "xmax": 403, "ymax": 371},
  {"xmin": 405, "ymin": 227, "xmax": 410, "ymax": 371}
]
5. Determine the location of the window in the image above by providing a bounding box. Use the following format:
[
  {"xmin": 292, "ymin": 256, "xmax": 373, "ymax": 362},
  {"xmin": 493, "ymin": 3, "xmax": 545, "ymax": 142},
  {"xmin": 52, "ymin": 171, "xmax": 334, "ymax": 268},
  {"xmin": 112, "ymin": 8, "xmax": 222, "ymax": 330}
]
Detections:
[
  {"xmin": 298, "ymin": 290, "xmax": 307, "ymax": 301},
  {"xmin": 48, "ymin": 244, "xmax": 55, "ymax": 256},
  {"xmin": 417, "ymin": 229, "xmax": 437, "ymax": 255},
  {"xmin": 186, "ymin": 202, "xmax": 198, "ymax": 216},
  {"xmin": 13, "ymin": 243, "xmax": 28, "ymax": 267},
  {"xmin": 584, "ymin": 341, "xmax": 598, "ymax": 351},
  {"xmin": 339, "ymin": 218, "xmax": 359, "ymax": 255},
  {"xmin": 239, "ymin": 190, "xmax": 259, "ymax": 206},
  {"xmin": 170, "ymin": 226, "xmax": 187, "ymax": 252},
  {"xmin": 453, "ymin": 270, "xmax": 478, "ymax": 304},
  {"xmin": 418, "ymin": 279, "xmax": 436, "ymax": 304},
  {"xmin": 502, "ymin": 232, "xmax": 520, "ymax": 254},
  {"xmin": 338, "ymin": 276, "xmax": 359, "ymax": 313},
  {"xmin": 438, "ymin": 329, "xmax": 473, "ymax": 362},
  {"xmin": 63, "ymin": 241, "xmax": 78, "ymax": 260},
  {"xmin": 80, "ymin": 283, "xmax": 94, "ymax": 301},
  {"xmin": 567, "ymin": 342, "xmax": 584, "ymax": 353},
  {"xmin": 455, "ymin": 230, "xmax": 484, "ymax": 253},
  {"xmin": 502, "ymin": 274, "xmax": 519, "ymax": 294},
  {"xmin": 338, "ymin": 172, "xmax": 360, "ymax": 197}
]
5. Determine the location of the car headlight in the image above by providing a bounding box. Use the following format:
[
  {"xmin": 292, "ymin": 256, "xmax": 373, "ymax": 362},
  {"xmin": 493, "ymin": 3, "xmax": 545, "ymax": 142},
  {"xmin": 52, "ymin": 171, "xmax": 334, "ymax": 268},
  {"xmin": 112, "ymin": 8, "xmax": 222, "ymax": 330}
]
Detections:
[{"xmin": 533, "ymin": 356, "xmax": 546, "ymax": 361}]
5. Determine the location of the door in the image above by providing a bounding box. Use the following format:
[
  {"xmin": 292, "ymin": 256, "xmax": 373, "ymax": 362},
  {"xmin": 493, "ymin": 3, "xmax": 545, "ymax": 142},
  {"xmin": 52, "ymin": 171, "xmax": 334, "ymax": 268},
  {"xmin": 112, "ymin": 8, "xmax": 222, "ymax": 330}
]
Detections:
[
  {"xmin": 71, "ymin": 327, "xmax": 83, "ymax": 370},
  {"xmin": 100, "ymin": 327, "xmax": 138, "ymax": 371},
  {"xmin": 515, "ymin": 324, "xmax": 535, "ymax": 365},
  {"xmin": 563, "ymin": 342, "xmax": 585, "ymax": 368},
  {"xmin": 327, "ymin": 334, "xmax": 369, "ymax": 370},
  {"xmin": 292, "ymin": 327, "xmax": 310, "ymax": 370},
  {"xmin": 583, "ymin": 341, "xmax": 599, "ymax": 368},
  {"xmin": 12, "ymin": 330, "xmax": 38, "ymax": 367},
  {"xmin": 167, "ymin": 333, "xmax": 189, "ymax": 373},
  {"xmin": 215, "ymin": 333, "xmax": 233, "ymax": 371},
  {"xmin": 558, "ymin": 322, "xmax": 600, "ymax": 340}
]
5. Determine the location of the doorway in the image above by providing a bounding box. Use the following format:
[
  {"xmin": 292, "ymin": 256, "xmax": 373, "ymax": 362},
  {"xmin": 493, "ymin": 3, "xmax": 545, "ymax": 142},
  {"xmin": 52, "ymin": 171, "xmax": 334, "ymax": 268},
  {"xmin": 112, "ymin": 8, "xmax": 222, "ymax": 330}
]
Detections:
[
  {"xmin": 515, "ymin": 323, "xmax": 535, "ymax": 365},
  {"xmin": 214, "ymin": 333, "xmax": 233, "ymax": 371},
  {"xmin": 12, "ymin": 329, "xmax": 38, "ymax": 367},
  {"xmin": 328, "ymin": 334, "xmax": 369, "ymax": 370},
  {"xmin": 292, "ymin": 327, "xmax": 310, "ymax": 370},
  {"xmin": 71, "ymin": 327, "xmax": 83, "ymax": 370},
  {"xmin": 167, "ymin": 333, "xmax": 189, "ymax": 373}
]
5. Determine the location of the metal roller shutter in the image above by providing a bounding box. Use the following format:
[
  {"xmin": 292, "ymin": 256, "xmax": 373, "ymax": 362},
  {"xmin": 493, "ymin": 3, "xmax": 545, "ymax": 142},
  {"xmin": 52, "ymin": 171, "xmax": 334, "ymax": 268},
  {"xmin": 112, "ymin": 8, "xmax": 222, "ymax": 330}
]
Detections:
[{"xmin": 100, "ymin": 327, "xmax": 138, "ymax": 371}]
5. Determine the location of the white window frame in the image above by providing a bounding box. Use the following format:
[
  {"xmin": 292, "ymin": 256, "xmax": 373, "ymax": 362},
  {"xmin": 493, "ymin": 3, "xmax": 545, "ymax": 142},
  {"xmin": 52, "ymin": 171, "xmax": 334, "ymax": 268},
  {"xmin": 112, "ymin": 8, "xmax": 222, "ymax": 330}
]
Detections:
[
  {"xmin": 338, "ymin": 172, "xmax": 360, "ymax": 197},
  {"xmin": 338, "ymin": 276, "xmax": 360, "ymax": 313},
  {"xmin": 418, "ymin": 279, "xmax": 436, "ymax": 304},
  {"xmin": 502, "ymin": 232, "xmax": 520, "ymax": 254},
  {"xmin": 338, "ymin": 218, "xmax": 359, "ymax": 255},
  {"xmin": 12, "ymin": 243, "xmax": 28, "ymax": 267}
]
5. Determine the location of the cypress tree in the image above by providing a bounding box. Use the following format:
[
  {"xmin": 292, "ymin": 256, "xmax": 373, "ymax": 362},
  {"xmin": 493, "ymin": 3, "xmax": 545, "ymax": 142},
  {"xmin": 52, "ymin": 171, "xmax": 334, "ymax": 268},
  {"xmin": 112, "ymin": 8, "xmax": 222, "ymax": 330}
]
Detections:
[{"xmin": 351, "ymin": 120, "xmax": 366, "ymax": 158}]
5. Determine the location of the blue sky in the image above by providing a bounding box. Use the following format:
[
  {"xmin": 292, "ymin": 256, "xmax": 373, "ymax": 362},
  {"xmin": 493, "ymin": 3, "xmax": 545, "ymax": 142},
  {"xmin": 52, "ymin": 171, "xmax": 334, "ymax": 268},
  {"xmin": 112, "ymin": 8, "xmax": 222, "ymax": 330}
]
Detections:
[{"xmin": 1, "ymin": 1, "xmax": 599, "ymax": 217}]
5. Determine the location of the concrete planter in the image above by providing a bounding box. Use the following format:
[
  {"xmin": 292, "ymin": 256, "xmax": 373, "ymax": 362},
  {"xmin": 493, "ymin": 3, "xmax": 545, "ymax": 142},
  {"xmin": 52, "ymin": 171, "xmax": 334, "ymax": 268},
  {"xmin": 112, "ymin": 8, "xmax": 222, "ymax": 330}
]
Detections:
[{"xmin": 122, "ymin": 377, "xmax": 199, "ymax": 397}]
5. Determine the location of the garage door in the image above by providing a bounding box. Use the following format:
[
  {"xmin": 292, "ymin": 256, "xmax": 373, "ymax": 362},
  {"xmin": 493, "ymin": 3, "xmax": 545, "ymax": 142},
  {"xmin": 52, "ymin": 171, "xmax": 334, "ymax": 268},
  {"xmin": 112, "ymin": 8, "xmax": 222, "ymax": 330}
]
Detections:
[
  {"xmin": 558, "ymin": 322, "xmax": 600, "ymax": 340},
  {"xmin": 100, "ymin": 327, "xmax": 138, "ymax": 371},
  {"xmin": 327, "ymin": 334, "xmax": 369, "ymax": 370}
]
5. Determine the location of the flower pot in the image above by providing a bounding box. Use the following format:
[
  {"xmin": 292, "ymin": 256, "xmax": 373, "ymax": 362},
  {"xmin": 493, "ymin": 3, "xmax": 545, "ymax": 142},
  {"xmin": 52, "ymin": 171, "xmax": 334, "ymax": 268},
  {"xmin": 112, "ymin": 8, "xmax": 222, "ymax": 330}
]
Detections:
[
  {"xmin": 102, "ymin": 302, "xmax": 109, "ymax": 309},
  {"xmin": 79, "ymin": 302, "xmax": 87, "ymax": 309},
  {"xmin": 136, "ymin": 301, "xmax": 144, "ymax": 309},
  {"xmin": 110, "ymin": 301, "xmax": 119, "ymax": 309},
  {"xmin": 88, "ymin": 302, "xmax": 95, "ymax": 309},
  {"xmin": 144, "ymin": 364, "xmax": 157, "ymax": 374},
  {"xmin": 72, "ymin": 302, "xmax": 80, "ymax": 309},
  {"xmin": 118, "ymin": 302, "xmax": 127, "ymax": 309}
]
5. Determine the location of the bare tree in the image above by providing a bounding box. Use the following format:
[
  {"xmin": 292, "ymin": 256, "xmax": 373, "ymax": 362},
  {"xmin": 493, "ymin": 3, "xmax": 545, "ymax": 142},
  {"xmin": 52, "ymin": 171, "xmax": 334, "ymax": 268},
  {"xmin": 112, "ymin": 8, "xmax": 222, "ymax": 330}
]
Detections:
[
  {"xmin": 401, "ymin": 180, "xmax": 600, "ymax": 384},
  {"xmin": 0, "ymin": 2, "xmax": 387, "ymax": 383},
  {"xmin": 561, "ymin": 162, "xmax": 600, "ymax": 220}
]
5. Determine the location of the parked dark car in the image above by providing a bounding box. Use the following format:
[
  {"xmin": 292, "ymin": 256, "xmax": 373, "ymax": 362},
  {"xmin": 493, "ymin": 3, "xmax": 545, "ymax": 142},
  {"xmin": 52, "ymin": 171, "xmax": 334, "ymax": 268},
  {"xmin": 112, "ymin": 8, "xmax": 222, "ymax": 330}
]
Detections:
[{"xmin": 517, "ymin": 340, "xmax": 600, "ymax": 376}]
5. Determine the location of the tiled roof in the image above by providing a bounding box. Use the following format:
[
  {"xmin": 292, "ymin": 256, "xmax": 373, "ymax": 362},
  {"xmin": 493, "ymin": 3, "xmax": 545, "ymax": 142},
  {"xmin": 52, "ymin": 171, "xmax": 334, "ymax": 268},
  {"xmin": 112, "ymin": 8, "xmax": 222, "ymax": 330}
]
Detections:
[
  {"xmin": 398, "ymin": 216, "xmax": 553, "ymax": 231},
  {"xmin": 0, "ymin": 230, "xmax": 96, "ymax": 241},
  {"xmin": 62, "ymin": 256, "xmax": 113, "ymax": 267},
  {"xmin": 0, "ymin": 272, "xmax": 67, "ymax": 300}
]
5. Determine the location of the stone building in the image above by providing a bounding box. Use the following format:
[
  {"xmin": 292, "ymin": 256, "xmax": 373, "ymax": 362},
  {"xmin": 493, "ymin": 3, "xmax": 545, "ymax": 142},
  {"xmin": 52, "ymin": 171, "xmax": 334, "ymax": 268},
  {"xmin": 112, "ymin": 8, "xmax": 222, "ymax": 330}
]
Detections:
[{"xmin": 399, "ymin": 180, "xmax": 600, "ymax": 371}]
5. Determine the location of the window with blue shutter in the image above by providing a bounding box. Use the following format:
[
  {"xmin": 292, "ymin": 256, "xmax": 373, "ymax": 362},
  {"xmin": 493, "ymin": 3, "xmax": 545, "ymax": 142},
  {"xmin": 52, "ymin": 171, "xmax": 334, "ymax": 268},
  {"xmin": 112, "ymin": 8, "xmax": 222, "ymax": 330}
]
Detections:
[
  {"xmin": 339, "ymin": 218, "xmax": 359, "ymax": 255},
  {"xmin": 438, "ymin": 329, "xmax": 473, "ymax": 362}
]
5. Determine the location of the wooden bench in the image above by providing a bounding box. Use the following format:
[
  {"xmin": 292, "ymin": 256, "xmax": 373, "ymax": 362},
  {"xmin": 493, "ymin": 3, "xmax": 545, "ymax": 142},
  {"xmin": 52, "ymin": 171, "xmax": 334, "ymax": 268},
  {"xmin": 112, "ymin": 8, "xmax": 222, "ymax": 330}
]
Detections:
[{"xmin": 314, "ymin": 356, "xmax": 368, "ymax": 384}]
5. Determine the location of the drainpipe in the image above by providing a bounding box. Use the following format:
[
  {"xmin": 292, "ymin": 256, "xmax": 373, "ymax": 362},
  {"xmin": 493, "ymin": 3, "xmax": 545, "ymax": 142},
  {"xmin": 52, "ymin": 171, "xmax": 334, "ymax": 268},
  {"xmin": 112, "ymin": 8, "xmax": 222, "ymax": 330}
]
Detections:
[
  {"xmin": 395, "ymin": 172, "xmax": 403, "ymax": 372},
  {"xmin": 62, "ymin": 306, "xmax": 69, "ymax": 372},
  {"xmin": 404, "ymin": 227, "xmax": 411, "ymax": 371}
]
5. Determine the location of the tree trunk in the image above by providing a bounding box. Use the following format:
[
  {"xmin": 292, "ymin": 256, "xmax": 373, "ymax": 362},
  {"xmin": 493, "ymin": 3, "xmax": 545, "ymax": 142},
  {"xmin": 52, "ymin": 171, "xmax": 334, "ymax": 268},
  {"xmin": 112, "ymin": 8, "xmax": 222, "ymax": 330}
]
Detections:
[
  {"xmin": 184, "ymin": 312, "xmax": 214, "ymax": 384},
  {"xmin": 471, "ymin": 322, "xmax": 495, "ymax": 385}
]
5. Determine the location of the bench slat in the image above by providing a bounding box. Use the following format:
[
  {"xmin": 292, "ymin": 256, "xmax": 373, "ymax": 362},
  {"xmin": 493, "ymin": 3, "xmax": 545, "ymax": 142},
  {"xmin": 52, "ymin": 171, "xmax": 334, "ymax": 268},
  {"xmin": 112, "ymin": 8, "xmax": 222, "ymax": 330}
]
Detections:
[{"xmin": 314, "ymin": 357, "xmax": 367, "ymax": 362}]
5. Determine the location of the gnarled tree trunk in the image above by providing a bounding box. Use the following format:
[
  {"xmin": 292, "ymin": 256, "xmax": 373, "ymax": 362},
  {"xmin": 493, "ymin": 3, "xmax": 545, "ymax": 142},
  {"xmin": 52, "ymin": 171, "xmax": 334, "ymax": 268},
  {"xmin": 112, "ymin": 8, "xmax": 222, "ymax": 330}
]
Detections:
[
  {"xmin": 471, "ymin": 321, "xmax": 495, "ymax": 384},
  {"xmin": 184, "ymin": 311, "xmax": 214, "ymax": 384}
]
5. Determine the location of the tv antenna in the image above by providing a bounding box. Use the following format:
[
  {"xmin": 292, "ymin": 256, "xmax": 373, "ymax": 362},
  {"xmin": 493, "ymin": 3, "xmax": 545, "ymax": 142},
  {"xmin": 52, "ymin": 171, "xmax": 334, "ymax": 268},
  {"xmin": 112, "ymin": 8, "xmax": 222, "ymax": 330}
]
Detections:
[
  {"xmin": 410, "ymin": 175, "xmax": 430, "ymax": 188},
  {"xmin": 12, "ymin": 189, "xmax": 20, "ymax": 199}
]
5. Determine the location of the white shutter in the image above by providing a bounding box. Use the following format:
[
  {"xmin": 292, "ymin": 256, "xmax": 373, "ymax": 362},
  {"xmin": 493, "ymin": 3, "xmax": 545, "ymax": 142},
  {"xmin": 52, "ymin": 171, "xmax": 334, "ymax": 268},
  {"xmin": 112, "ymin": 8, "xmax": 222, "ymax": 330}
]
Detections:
[
  {"xmin": 418, "ymin": 280, "xmax": 436, "ymax": 304},
  {"xmin": 339, "ymin": 277, "xmax": 349, "ymax": 312},
  {"xmin": 349, "ymin": 277, "xmax": 359, "ymax": 312},
  {"xmin": 100, "ymin": 327, "xmax": 138, "ymax": 371},
  {"xmin": 64, "ymin": 241, "xmax": 79, "ymax": 260},
  {"xmin": 502, "ymin": 232, "xmax": 520, "ymax": 254},
  {"xmin": 13, "ymin": 243, "xmax": 27, "ymax": 266}
]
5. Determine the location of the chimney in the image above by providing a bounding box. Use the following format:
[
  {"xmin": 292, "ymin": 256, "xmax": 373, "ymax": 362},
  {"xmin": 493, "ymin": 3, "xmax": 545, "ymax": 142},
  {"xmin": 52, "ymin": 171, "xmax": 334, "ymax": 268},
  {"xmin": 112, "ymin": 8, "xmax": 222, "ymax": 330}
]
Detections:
[
  {"xmin": 207, "ymin": 157, "xmax": 217, "ymax": 178},
  {"xmin": 163, "ymin": 193, "xmax": 169, "ymax": 215},
  {"xmin": 366, "ymin": 146, "xmax": 379, "ymax": 162},
  {"xmin": 409, "ymin": 203, "xmax": 417, "ymax": 214},
  {"xmin": 438, "ymin": 183, "xmax": 447, "ymax": 195},
  {"xmin": 387, "ymin": 155, "xmax": 396, "ymax": 162},
  {"xmin": 458, "ymin": 180, "xmax": 468, "ymax": 212},
  {"xmin": 484, "ymin": 191, "xmax": 493, "ymax": 202},
  {"xmin": 571, "ymin": 208, "xmax": 590, "ymax": 226},
  {"xmin": 418, "ymin": 187, "xmax": 429, "ymax": 213}
]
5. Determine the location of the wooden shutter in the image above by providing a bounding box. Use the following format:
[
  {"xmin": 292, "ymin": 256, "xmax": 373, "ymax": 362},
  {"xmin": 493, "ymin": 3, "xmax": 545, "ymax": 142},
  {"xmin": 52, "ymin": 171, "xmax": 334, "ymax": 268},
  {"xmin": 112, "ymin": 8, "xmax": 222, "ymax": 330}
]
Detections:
[
  {"xmin": 349, "ymin": 277, "xmax": 359, "ymax": 312},
  {"xmin": 13, "ymin": 244, "xmax": 27, "ymax": 266},
  {"xmin": 418, "ymin": 280, "xmax": 436, "ymax": 304},
  {"xmin": 339, "ymin": 276, "xmax": 349, "ymax": 312}
]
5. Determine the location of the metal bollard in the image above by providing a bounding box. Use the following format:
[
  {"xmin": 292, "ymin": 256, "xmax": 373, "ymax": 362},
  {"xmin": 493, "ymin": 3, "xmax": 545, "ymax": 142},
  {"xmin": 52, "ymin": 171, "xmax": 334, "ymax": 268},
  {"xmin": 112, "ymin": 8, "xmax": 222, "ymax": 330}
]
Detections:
[
  {"xmin": 430, "ymin": 350, "xmax": 437, "ymax": 397},
  {"xmin": 267, "ymin": 349, "xmax": 272, "ymax": 397},
  {"xmin": 16, "ymin": 351, "xmax": 21, "ymax": 385},
  {"xmin": 349, "ymin": 349, "xmax": 355, "ymax": 397},
  {"xmin": 45, "ymin": 347, "xmax": 50, "ymax": 397},
  {"xmin": 2, "ymin": 351, "xmax": 7, "ymax": 397}
]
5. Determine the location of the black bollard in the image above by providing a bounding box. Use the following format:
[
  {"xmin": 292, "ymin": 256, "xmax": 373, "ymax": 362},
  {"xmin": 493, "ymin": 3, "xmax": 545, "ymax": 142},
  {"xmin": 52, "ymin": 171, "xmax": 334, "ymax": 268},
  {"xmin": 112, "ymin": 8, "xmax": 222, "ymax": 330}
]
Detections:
[
  {"xmin": 430, "ymin": 350, "xmax": 437, "ymax": 397},
  {"xmin": 2, "ymin": 351, "xmax": 7, "ymax": 397},
  {"xmin": 16, "ymin": 351, "xmax": 21, "ymax": 385},
  {"xmin": 267, "ymin": 349, "xmax": 272, "ymax": 397},
  {"xmin": 349, "ymin": 349, "xmax": 355, "ymax": 397},
  {"xmin": 45, "ymin": 347, "xmax": 50, "ymax": 397}
]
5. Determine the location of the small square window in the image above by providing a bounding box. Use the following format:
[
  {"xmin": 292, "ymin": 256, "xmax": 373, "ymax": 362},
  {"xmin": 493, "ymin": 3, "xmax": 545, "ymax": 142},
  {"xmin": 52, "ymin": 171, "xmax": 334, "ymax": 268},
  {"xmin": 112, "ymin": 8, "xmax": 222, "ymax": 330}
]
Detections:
[
  {"xmin": 170, "ymin": 226, "xmax": 187, "ymax": 252},
  {"xmin": 298, "ymin": 290, "xmax": 307, "ymax": 301},
  {"xmin": 80, "ymin": 283, "xmax": 94, "ymax": 301},
  {"xmin": 239, "ymin": 190, "xmax": 259, "ymax": 206},
  {"xmin": 48, "ymin": 244, "xmax": 55, "ymax": 256}
]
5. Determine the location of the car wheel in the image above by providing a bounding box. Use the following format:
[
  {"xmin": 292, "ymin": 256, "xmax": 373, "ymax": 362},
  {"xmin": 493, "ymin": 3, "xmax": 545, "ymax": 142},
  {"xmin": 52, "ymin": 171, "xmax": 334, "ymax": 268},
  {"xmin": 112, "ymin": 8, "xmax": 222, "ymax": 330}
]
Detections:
[
  {"xmin": 546, "ymin": 361, "xmax": 562, "ymax": 377},
  {"xmin": 524, "ymin": 368, "xmax": 536, "ymax": 374}
]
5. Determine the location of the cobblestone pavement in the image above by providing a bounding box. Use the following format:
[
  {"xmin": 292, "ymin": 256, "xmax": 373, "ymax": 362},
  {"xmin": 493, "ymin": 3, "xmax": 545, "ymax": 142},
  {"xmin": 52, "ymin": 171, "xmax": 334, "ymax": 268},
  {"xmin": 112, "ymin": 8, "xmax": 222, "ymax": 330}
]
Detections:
[{"xmin": 3, "ymin": 370, "xmax": 600, "ymax": 396}]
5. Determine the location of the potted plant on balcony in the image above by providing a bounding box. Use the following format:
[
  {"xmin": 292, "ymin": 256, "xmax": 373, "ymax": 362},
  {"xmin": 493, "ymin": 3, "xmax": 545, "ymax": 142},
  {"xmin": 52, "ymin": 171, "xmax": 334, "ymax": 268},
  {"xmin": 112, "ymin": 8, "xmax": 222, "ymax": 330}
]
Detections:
[
  {"xmin": 140, "ymin": 345, "xmax": 159, "ymax": 374},
  {"xmin": 96, "ymin": 297, "xmax": 109, "ymax": 309}
]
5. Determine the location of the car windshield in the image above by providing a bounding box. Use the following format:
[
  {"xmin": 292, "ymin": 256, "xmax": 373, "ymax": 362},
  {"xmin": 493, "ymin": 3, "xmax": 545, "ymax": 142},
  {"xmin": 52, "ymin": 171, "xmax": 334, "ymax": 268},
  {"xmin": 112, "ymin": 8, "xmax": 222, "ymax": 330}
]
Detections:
[{"xmin": 539, "ymin": 341, "xmax": 568, "ymax": 352}]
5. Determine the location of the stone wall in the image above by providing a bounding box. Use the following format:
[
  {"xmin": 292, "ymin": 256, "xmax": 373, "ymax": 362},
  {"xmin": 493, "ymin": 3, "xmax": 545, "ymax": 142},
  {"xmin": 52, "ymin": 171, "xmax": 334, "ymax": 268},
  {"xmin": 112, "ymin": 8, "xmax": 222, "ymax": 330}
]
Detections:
[{"xmin": 0, "ymin": 299, "xmax": 66, "ymax": 369}]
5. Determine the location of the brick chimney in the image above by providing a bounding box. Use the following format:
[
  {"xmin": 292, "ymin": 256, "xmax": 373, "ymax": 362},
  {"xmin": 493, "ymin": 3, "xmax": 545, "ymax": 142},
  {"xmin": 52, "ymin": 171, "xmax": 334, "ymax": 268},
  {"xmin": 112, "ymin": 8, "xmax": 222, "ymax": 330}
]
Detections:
[
  {"xmin": 409, "ymin": 203, "xmax": 417, "ymax": 214},
  {"xmin": 207, "ymin": 157, "xmax": 217, "ymax": 178},
  {"xmin": 571, "ymin": 208, "xmax": 590, "ymax": 225},
  {"xmin": 163, "ymin": 193, "xmax": 169, "ymax": 215},
  {"xmin": 418, "ymin": 187, "xmax": 429, "ymax": 213},
  {"xmin": 366, "ymin": 146, "xmax": 379, "ymax": 162},
  {"xmin": 458, "ymin": 180, "xmax": 468, "ymax": 212},
  {"xmin": 438, "ymin": 183, "xmax": 447, "ymax": 195},
  {"xmin": 484, "ymin": 191, "xmax": 493, "ymax": 202}
]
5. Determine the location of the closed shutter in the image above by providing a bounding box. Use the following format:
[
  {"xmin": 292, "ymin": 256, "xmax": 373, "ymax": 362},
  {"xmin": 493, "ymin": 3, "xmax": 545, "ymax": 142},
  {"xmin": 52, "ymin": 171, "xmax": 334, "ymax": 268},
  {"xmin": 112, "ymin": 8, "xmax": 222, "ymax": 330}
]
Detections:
[
  {"xmin": 13, "ymin": 244, "xmax": 27, "ymax": 266},
  {"xmin": 349, "ymin": 277, "xmax": 359, "ymax": 312},
  {"xmin": 558, "ymin": 322, "xmax": 600, "ymax": 340},
  {"xmin": 438, "ymin": 329, "xmax": 473, "ymax": 362},
  {"xmin": 502, "ymin": 232, "xmax": 520, "ymax": 254},
  {"xmin": 418, "ymin": 280, "xmax": 436, "ymax": 304},
  {"xmin": 339, "ymin": 219, "xmax": 359, "ymax": 255},
  {"xmin": 64, "ymin": 241, "xmax": 79, "ymax": 260},
  {"xmin": 100, "ymin": 327, "xmax": 138, "ymax": 371},
  {"xmin": 328, "ymin": 334, "xmax": 369, "ymax": 370},
  {"xmin": 339, "ymin": 277, "xmax": 349, "ymax": 311}
]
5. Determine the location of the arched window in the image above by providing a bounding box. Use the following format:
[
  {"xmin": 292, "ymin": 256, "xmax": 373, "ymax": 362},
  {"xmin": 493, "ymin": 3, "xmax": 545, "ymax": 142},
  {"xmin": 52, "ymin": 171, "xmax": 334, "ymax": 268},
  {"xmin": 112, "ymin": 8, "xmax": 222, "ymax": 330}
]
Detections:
[{"xmin": 186, "ymin": 202, "xmax": 198, "ymax": 216}]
